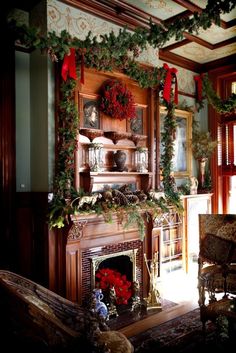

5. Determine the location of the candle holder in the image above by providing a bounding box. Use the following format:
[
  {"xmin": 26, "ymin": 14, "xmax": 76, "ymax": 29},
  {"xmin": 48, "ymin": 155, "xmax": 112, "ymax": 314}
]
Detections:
[
  {"xmin": 88, "ymin": 143, "xmax": 104, "ymax": 172},
  {"xmin": 134, "ymin": 147, "xmax": 148, "ymax": 173}
]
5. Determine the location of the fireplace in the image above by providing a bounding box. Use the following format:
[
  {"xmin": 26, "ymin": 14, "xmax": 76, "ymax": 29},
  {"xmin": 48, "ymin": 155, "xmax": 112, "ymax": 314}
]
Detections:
[{"xmin": 81, "ymin": 240, "xmax": 143, "ymax": 304}]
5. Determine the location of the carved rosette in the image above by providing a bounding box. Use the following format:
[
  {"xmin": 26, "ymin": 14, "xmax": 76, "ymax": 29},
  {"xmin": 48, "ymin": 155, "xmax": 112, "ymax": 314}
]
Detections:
[{"xmin": 68, "ymin": 220, "xmax": 87, "ymax": 241}]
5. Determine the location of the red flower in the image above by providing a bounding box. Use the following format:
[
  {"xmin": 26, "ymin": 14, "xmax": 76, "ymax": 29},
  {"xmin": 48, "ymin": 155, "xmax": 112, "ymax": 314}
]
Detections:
[
  {"xmin": 99, "ymin": 79, "xmax": 136, "ymax": 121},
  {"xmin": 95, "ymin": 267, "xmax": 132, "ymax": 305}
]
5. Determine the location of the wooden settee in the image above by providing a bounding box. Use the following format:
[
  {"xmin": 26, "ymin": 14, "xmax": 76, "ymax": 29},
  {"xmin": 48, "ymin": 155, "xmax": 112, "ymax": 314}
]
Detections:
[{"xmin": 0, "ymin": 270, "xmax": 133, "ymax": 353}]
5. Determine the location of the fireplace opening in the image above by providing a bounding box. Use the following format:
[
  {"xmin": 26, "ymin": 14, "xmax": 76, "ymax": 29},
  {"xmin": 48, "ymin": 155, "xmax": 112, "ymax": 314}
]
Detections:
[
  {"xmin": 91, "ymin": 249, "xmax": 137, "ymax": 289},
  {"xmin": 91, "ymin": 249, "xmax": 138, "ymax": 306}
]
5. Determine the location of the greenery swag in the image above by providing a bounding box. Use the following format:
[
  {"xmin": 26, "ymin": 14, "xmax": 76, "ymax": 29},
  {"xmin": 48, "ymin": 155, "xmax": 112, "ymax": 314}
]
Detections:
[{"xmin": 9, "ymin": 0, "xmax": 236, "ymax": 234}]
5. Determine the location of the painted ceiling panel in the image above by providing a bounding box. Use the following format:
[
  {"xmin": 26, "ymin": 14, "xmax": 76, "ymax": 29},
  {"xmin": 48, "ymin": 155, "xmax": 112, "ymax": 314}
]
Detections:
[
  {"xmin": 194, "ymin": 24, "xmax": 236, "ymax": 44},
  {"xmin": 172, "ymin": 42, "xmax": 236, "ymax": 64},
  {"xmin": 123, "ymin": 0, "xmax": 186, "ymax": 20},
  {"xmin": 220, "ymin": 9, "xmax": 236, "ymax": 22}
]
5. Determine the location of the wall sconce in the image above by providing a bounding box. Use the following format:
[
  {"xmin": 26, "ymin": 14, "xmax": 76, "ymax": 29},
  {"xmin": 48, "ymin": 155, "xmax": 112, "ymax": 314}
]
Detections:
[
  {"xmin": 135, "ymin": 147, "xmax": 148, "ymax": 173},
  {"xmin": 88, "ymin": 143, "xmax": 104, "ymax": 172}
]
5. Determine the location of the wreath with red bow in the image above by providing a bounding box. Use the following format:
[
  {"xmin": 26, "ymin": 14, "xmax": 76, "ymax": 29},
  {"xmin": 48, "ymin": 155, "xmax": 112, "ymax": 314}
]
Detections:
[{"xmin": 99, "ymin": 79, "xmax": 136, "ymax": 120}]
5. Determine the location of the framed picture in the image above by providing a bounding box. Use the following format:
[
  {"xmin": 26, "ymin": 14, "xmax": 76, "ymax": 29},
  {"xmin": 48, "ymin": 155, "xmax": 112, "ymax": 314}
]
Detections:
[
  {"xmin": 82, "ymin": 98, "xmax": 100, "ymax": 129},
  {"xmin": 127, "ymin": 105, "xmax": 147, "ymax": 135},
  {"xmin": 160, "ymin": 106, "xmax": 192, "ymax": 178},
  {"xmin": 130, "ymin": 107, "xmax": 143, "ymax": 134}
]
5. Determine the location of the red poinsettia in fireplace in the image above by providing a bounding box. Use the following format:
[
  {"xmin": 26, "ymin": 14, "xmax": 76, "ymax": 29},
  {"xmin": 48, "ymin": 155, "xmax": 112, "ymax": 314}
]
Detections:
[{"xmin": 95, "ymin": 268, "xmax": 132, "ymax": 305}]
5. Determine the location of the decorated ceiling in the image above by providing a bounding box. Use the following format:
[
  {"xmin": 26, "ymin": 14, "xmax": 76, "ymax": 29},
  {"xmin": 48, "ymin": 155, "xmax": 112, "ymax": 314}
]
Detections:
[
  {"xmin": 8, "ymin": 0, "xmax": 236, "ymax": 70},
  {"xmin": 122, "ymin": 0, "xmax": 236, "ymax": 65}
]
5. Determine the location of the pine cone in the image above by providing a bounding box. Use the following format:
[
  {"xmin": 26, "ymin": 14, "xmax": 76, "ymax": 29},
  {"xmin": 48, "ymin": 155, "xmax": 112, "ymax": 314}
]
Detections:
[
  {"xmin": 119, "ymin": 184, "xmax": 132, "ymax": 194},
  {"xmin": 112, "ymin": 189, "xmax": 129, "ymax": 206},
  {"xmin": 134, "ymin": 190, "xmax": 147, "ymax": 202},
  {"xmin": 126, "ymin": 194, "xmax": 139, "ymax": 204}
]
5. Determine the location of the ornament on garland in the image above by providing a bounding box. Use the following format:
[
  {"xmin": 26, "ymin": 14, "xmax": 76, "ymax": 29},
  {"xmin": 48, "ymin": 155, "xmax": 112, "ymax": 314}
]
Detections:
[
  {"xmin": 99, "ymin": 79, "xmax": 136, "ymax": 120},
  {"xmin": 162, "ymin": 63, "xmax": 178, "ymax": 105}
]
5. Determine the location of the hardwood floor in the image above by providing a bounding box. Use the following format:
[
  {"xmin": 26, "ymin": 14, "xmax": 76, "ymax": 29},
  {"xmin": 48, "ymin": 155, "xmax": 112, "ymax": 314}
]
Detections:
[{"xmin": 119, "ymin": 263, "xmax": 199, "ymax": 338}]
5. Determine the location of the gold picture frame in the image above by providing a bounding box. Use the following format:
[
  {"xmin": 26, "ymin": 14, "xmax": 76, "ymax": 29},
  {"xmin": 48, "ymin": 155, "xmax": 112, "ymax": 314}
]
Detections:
[{"xmin": 160, "ymin": 106, "xmax": 192, "ymax": 178}]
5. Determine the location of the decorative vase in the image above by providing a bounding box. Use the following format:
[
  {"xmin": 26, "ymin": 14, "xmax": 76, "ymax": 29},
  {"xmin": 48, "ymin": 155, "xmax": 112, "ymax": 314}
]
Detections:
[
  {"xmin": 198, "ymin": 157, "xmax": 208, "ymax": 189},
  {"xmin": 134, "ymin": 147, "xmax": 148, "ymax": 173},
  {"xmin": 88, "ymin": 143, "xmax": 104, "ymax": 172},
  {"xmin": 114, "ymin": 150, "xmax": 127, "ymax": 172}
]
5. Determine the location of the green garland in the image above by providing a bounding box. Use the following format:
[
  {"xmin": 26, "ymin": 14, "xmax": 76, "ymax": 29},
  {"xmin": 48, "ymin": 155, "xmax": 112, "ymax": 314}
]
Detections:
[
  {"xmin": 202, "ymin": 75, "xmax": 236, "ymax": 114},
  {"xmin": 160, "ymin": 103, "xmax": 183, "ymax": 210},
  {"xmin": 9, "ymin": 0, "xmax": 236, "ymax": 231}
]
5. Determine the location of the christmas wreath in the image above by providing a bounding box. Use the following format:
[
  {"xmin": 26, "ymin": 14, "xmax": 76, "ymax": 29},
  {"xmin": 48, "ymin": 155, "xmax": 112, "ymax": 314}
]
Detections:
[{"xmin": 99, "ymin": 79, "xmax": 136, "ymax": 120}]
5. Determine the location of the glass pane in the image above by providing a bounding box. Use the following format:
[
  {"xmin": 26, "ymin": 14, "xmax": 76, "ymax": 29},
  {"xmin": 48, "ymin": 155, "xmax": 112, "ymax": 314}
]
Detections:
[
  {"xmin": 232, "ymin": 82, "xmax": 236, "ymax": 94},
  {"xmin": 234, "ymin": 125, "xmax": 236, "ymax": 166},
  {"xmin": 229, "ymin": 176, "xmax": 236, "ymax": 213}
]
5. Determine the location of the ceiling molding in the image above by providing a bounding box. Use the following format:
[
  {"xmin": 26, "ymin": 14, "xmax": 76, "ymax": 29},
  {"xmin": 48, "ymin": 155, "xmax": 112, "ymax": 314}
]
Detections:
[
  {"xmin": 159, "ymin": 49, "xmax": 201, "ymax": 73},
  {"xmin": 223, "ymin": 18, "xmax": 236, "ymax": 28},
  {"xmin": 60, "ymin": 0, "xmax": 148, "ymax": 30},
  {"xmin": 183, "ymin": 32, "xmax": 213, "ymax": 49},
  {"xmin": 61, "ymin": 0, "xmax": 161, "ymax": 29},
  {"xmin": 200, "ymin": 54, "xmax": 236, "ymax": 73},
  {"xmin": 161, "ymin": 39, "xmax": 191, "ymax": 52},
  {"xmin": 164, "ymin": 10, "xmax": 192, "ymax": 25},
  {"xmin": 172, "ymin": 0, "xmax": 202, "ymax": 13},
  {"xmin": 213, "ymin": 37, "xmax": 236, "ymax": 49}
]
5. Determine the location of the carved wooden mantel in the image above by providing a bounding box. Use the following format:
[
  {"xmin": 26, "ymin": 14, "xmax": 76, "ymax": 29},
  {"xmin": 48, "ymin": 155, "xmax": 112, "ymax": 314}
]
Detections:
[
  {"xmin": 64, "ymin": 212, "xmax": 150, "ymax": 304},
  {"xmin": 49, "ymin": 208, "xmax": 184, "ymax": 305}
]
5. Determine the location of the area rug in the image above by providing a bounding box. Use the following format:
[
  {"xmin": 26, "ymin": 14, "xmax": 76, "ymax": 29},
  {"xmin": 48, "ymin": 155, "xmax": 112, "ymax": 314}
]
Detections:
[{"xmin": 130, "ymin": 308, "xmax": 234, "ymax": 353}]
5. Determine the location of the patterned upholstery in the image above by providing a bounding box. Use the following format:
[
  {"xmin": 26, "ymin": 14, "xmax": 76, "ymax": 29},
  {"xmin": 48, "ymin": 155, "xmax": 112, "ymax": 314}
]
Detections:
[
  {"xmin": 198, "ymin": 215, "xmax": 236, "ymax": 329},
  {"xmin": 0, "ymin": 270, "xmax": 133, "ymax": 353}
]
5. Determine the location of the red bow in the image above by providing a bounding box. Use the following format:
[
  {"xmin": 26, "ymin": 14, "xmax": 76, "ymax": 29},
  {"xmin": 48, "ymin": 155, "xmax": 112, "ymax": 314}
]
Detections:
[
  {"xmin": 163, "ymin": 63, "xmax": 178, "ymax": 105},
  {"xmin": 194, "ymin": 74, "xmax": 204, "ymax": 101},
  {"xmin": 61, "ymin": 48, "xmax": 77, "ymax": 81}
]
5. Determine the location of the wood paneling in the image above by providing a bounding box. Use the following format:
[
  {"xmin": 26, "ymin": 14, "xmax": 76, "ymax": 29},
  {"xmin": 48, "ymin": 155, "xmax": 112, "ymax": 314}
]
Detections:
[
  {"xmin": 0, "ymin": 16, "xmax": 16, "ymax": 270},
  {"xmin": 16, "ymin": 192, "xmax": 50, "ymax": 287}
]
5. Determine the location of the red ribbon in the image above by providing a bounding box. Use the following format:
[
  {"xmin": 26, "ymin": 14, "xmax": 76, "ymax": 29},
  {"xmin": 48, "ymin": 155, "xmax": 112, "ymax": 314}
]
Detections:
[
  {"xmin": 194, "ymin": 74, "xmax": 204, "ymax": 101},
  {"xmin": 61, "ymin": 48, "xmax": 77, "ymax": 81},
  {"xmin": 163, "ymin": 63, "xmax": 178, "ymax": 105}
]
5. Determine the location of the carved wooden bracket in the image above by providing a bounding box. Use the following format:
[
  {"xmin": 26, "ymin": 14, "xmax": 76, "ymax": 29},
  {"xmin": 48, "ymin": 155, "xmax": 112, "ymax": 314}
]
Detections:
[{"xmin": 68, "ymin": 220, "xmax": 87, "ymax": 241}]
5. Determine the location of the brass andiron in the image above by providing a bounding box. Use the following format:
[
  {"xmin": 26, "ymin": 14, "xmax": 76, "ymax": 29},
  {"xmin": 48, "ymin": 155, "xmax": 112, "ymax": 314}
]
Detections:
[
  {"xmin": 107, "ymin": 286, "xmax": 118, "ymax": 319},
  {"xmin": 131, "ymin": 280, "xmax": 142, "ymax": 311},
  {"xmin": 144, "ymin": 252, "xmax": 162, "ymax": 310}
]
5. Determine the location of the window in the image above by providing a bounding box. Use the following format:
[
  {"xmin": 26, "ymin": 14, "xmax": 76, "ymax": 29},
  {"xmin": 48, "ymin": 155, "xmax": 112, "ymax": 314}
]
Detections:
[{"xmin": 232, "ymin": 82, "xmax": 236, "ymax": 94}]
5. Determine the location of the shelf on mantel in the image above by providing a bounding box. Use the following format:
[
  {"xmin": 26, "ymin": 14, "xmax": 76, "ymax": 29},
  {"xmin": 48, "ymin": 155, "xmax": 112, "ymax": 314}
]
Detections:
[
  {"xmin": 80, "ymin": 171, "xmax": 153, "ymax": 175},
  {"xmin": 79, "ymin": 171, "xmax": 153, "ymax": 193}
]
